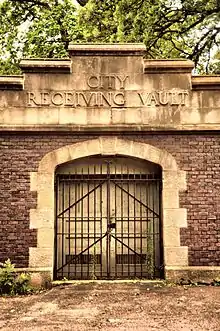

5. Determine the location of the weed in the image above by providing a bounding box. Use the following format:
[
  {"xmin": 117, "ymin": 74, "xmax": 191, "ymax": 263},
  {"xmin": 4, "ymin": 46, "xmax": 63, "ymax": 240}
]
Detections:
[{"xmin": 0, "ymin": 259, "xmax": 33, "ymax": 295}]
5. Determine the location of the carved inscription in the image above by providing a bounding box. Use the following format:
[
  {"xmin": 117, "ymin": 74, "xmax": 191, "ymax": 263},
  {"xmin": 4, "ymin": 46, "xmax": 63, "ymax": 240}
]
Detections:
[
  {"xmin": 138, "ymin": 91, "xmax": 188, "ymax": 106},
  {"xmin": 27, "ymin": 91, "xmax": 125, "ymax": 107},
  {"xmin": 26, "ymin": 74, "xmax": 189, "ymax": 107},
  {"xmin": 87, "ymin": 75, "xmax": 128, "ymax": 89}
]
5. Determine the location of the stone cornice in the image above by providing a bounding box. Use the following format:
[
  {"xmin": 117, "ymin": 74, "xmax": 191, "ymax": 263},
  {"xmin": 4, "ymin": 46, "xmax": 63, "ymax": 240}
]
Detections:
[
  {"xmin": 68, "ymin": 43, "xmax": 146, "ymax": 56},
  {"xmin": 0, "ymin": 76, "xmax": 24, "ymax": 90},
  {"xmin": 192, "ymin": 76, "xmax": 220, "ymax": 90},
  {"xmin": 20, "ymin": 59, "xmax": 71, "ymax": 73},
  {"xmin": 144, "ymin": 59, "xmax": 194, "ymax": 73}
]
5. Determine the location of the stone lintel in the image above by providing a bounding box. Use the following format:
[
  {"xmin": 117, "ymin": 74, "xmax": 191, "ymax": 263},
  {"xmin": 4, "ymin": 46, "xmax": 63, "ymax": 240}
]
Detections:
[
  {"xmin": 68, "ymin": 43, "xmax": 146, "ymax": 56},
  {"xmin": 192, "ymin": 76, "xmax": 220, "ymax": 90},
  {"xmin": 20, "ymin": 59, "xmax": 71, "ymax": 73},
  {"xmin": 0, "ymin": 75, "xmax": 24, "ymax": 90},
  {"xmin": 144, "ymin": 59, "xmax": 194, "ymax": 73}
]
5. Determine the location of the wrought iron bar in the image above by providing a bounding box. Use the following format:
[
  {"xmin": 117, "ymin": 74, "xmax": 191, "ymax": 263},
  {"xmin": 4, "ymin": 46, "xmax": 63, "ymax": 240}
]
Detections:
[
  {"xmin": 56, "ymin": 232, "xmax": 108, "ymax": 272},
  {"xmin": 57, "ymin": 180, "xmax": 106, "ymax": 218},
  {"xmin": 112, "ymin": 181, "xmax": 160, "ymax": 217}
]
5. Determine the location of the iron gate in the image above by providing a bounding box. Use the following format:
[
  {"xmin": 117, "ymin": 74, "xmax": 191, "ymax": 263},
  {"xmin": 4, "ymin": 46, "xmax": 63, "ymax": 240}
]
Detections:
[{"xmin": 54, "ymin": 159, "xmax": 163, "ymax": 280}]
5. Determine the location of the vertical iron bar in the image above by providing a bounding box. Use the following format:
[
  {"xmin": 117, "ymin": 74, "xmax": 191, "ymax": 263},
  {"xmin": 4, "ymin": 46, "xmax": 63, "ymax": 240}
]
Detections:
[
  {"xmin": 140, "ymin": 169, "xmax": 143, "ymax": 277},
  {"xmin": 74, "ymin": 167, "xmax": 77, "ymax": 278},
  {"xmin": 100, "ymin": 163, "xmax": 103, "ymax": 278},
  {"xmin": 106, "ymin": 161, "xmax": 111, "ymax": 278},
  {"xmin": 94, "ymin": 164, "xmax": 96, "ymax": 278},
  {"xmin": 61, "ymin": 178, "xmax": 65, "ymax": 279},
  {"xmin": 87, "ymin": 165, "xmax": 90, "ymax": 279},
  {"xmin": 114, "ymin": 162, "xmax": 117, "ymax": 278},
  {"xmin": 159, "ymin": 174, "xmax": 164, "ymax": 278},
  {"xmin": 146, "ymin": 173, "xmax": 149, "ymax": 278},
  {"xmin": 68, "ymin": 172, "xmax": 71, "ymax": 279},
  {"xmin": 121, "ymin": 163, "xmax": 123, "ymax": 278},
  {"xmin": 134, "ymin": 171, "xmax": 136, "ymax": 277},
  {"xmin": 54, "ymin": 175, "xmax": 58, "ymax": 280},
  {"xmin": 152, "ymin": 174, "xmax": 156, "ymax": 278},
  {"xmin": 81, "ymin": 167, "xmax": 84, "ymax": 279},
  {"xmin": 127, "ymin": 164, "xmax": 130, "ymax": 277}
]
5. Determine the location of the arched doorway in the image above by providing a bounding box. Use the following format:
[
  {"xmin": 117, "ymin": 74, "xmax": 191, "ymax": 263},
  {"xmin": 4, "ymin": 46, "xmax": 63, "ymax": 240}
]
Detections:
[
  {"xmin": 54, "ymin": 155, "xmax": 163, "ymax": 280},
  {"xmin": 29, "ymin": 137, "xmax": 188, "ymax": 282}
]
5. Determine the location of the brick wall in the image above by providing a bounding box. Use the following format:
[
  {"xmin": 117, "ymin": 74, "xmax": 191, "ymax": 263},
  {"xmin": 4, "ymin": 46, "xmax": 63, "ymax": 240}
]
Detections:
[
  {"xmin": 0, "ymin": 134, "xmax": 93, "ymax": 267},
  {"xmin": 134, "ymin": 135, "xmax": 220, "ymax": 266},
  {"xmin": 0, "ymin": 133, "xmax": 219, "ymax": 267}
]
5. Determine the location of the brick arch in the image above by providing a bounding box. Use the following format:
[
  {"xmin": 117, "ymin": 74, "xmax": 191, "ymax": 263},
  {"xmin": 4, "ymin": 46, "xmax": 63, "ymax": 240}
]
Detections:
[{"xmin": 29, "ymin": 137, "xmax": 188, "ymax": 279}]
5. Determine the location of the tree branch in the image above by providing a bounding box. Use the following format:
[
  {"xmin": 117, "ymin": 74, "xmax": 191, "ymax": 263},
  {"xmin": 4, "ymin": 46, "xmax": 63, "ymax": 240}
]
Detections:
[{"xmin": 76, "ymin": 0, "xmax": 88, "ymax": 6}]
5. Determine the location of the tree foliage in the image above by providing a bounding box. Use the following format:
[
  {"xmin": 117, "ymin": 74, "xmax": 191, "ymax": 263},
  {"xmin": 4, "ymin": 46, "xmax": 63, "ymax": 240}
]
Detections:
[
  {"xmin": 0, "ymin": 0, "xmax": 219, "ymax": 74},
  {"xmin": 0, "ymin": 0, "xmax": 80, "ymax": 74},
  {"xmin": 78, "ymin": 0, "xmax": 220, "ymax": 73}
]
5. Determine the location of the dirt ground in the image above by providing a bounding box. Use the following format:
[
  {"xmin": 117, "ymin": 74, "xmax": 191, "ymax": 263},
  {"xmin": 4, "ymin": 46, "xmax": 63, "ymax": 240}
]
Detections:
[{"xmin": 0, "ymin": 281, "xmax": 220, "ymax": 331}]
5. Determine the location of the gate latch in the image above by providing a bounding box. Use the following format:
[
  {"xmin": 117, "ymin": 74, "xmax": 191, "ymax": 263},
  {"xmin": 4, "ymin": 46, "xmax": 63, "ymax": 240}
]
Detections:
[{"xmin": 108, "ymin": 223, "xmax": 116, "ymax": 229}]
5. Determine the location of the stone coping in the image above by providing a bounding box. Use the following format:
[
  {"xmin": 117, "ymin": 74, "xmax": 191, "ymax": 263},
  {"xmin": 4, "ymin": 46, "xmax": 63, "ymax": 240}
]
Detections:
[
  {"xmin": 68, "ymin": 43, "xmax": 146, "ymax": 56},
  {"xmin": 0, "ymin": 75, "xmax": 24, "ymax": 90},
  {"xmin": 192, "ymin": 75, "xmax": 220, "ymax": 90},
  {"xmin": 144, "ymin": 59, "xmax": 194, "ymax": 73},
  {"xmin": 20, "ymin": 59, "xmax": 71, "ymax": 73}
]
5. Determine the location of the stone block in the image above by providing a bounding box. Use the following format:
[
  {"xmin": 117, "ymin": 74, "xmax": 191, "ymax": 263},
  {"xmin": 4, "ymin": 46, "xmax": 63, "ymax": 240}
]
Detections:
[
  {"xmin": 29, "ymin": 247, "xmax": 53, "ymax": 268},
  {"xmin": 163, "ymin": 227, "xmax": 180, "ymax": 247},
  {"xmin": 37, "ymin": 228, "xmax": 54, "ymax": 248},
  {"xmin": 30, "ymin": 208, "xmax": 54, "ymax": 229},
  {"xmin": 164, "ymin": 246, "xmax": 188, "ymax": 266},
  {"xmin": 100, "ymin": 136, "xmax": 117, "ymax": 155},
  {"xmin": 162, "ymin": 189, "xmax": 179, "ymax": 208},
  {"xmin": 30, "ymin": 172, "xmax": 38, "ymax": 192},
  {"xmin": 163, "ymin": 170, "xmax": 186, "ymax": 190},
  {"xmin": 163, "ymin": 208, "xmax": 187, "ymax": 228}
]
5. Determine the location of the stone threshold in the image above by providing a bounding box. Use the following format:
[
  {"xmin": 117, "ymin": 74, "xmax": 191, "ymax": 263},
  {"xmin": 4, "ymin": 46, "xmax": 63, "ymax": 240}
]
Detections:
[{"xmin": 52, "ymin": 280, "xmax": 164, "ymax": 286}]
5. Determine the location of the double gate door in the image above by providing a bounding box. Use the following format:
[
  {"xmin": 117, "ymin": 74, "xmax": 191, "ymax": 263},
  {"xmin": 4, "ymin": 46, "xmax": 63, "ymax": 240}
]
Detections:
[{"xmin": 54, "ymin": 158, "xmax": 163, "ymax": 280}]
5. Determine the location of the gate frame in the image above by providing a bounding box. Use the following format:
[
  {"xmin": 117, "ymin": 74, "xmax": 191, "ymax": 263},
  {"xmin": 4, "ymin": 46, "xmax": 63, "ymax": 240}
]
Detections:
[
  {"xmin": 29, "ymin": 137, "xmax": 188, "ymax": 280},
  {"xmin": 54, "ymin": 162, "xmax": 163, "ymax": 280}
]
